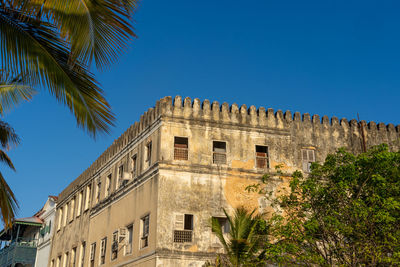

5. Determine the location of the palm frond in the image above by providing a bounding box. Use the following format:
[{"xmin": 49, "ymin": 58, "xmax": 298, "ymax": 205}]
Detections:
[
  {"xmin": 0, "ymin": 6, "xmax": 115, "ymax": 136},
  {"xmin": 20, "ymin": 0, "xmax": 138, "ymax": 69},
  {"xmin": 0, "ymin": 171, "xmax": 18, "ymax": 228},
  {"xmin": 0, "ymin": 120, "xmax": 19, "ymax": 149},
  {"xmin": 0, "ymin": 71, "xmax": 36, "ymax": 115}
]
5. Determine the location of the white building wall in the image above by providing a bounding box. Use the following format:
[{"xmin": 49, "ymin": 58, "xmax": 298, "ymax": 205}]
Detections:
[{"xmin": 35, "ymin": 197, "xmax": 57, "ymax": 267}]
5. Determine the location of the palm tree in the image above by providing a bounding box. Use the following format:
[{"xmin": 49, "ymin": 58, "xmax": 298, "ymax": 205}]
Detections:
[
  {"xmin": 0, "ymin": 71, "xmax": 36, "ymax": 228},
  {"xmin": 211, "ymin": 207, "xmax": 267, "ymax": 267},
  {"xmin": 0, "ymin": 0, "xmax": 138, "ymax": 136},
  {"xmin": 0, "ymin": 0, "xmax": 137, "ymax": 226}
]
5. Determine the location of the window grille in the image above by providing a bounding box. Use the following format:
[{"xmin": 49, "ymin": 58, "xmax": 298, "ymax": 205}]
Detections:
[
  {"xmin": 173, "ymin": 230, "xmax": 192, "ymax": 243},
  {"xmin": 174, "ymin": 137, "xmax": 188, "ymax": 160},
  {"xmin": 100, "ymin": 238, "xmax": 106, "ymax": 264},
  {"xmin": 213, "ymin": 141, "xmax": 227, "ymax": 164},
  {"xmin": 255, "ymin": 146, "xmax": 269, "ymax": 169}
]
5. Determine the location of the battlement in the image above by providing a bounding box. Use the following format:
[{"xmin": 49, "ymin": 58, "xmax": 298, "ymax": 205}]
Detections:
[
  {"xmin": 161, "ymin": 95, "xmax": 399, "ymax": 133},
  {"xmin": 58, "ymin": 96, "xmax": 400, "ymax": 202}
]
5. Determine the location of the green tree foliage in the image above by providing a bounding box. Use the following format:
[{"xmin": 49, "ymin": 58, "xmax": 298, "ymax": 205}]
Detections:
[
  {"xmin": 207, "ymin": 207, "xmax": 268, "ymax": 267},
  {"xmin": 261, "ymin": 144, "xmax": 400, "ymax": 266}
]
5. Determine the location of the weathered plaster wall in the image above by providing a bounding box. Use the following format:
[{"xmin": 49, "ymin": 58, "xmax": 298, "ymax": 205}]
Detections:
[{"xmin": 50, "ymin": 95, "xmax": 399, "ymax": 267}]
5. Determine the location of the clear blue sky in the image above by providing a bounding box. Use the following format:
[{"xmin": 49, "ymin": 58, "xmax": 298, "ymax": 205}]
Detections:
[{"xmin": 4, "ymin": 0, "xmax": 400, "ymax": 218}]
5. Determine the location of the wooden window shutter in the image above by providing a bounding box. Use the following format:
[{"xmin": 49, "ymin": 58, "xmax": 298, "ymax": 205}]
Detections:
[{"xmin": 175, "ymin": 214, "xmax": 184, "ymax": 230}]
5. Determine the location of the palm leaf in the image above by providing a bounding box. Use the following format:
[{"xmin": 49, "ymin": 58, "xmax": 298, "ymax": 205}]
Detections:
[
  {"xmin": 0, "ymin": 171, "xmax": 18, "ymax": 228},
  {"xmin": 0, "ymin": 6, "xmax": 115, "ymax": 136},
  {"xmin": 18, "ymin": 0, "xmax": 138, "ymax": 69},
  {"xmin": 0, "ymin": 121, "xmax": 19, "ymax": 149},
  {"xmin": 0, "ymin": 71, "xmax": 36, "ymax": 115}
]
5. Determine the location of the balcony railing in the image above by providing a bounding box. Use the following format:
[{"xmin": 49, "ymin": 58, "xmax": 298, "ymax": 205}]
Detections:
[{"xmin": 0, "ymin": 238, "xmax": 38, "ymax": 267}]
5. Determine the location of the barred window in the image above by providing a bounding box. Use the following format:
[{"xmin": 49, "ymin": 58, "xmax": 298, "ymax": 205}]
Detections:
[
  {"xmin": 255, "ymin": 145, "xmax": 269, "ymax": 169},
  {"xmin": 100, "ymin": 238, "xmax": 107, "ymax": 265},
  {"xmin": 131, "ymin": 154, "xmax": 137, "ymax": 177},
  {"xmin": 174, "ymin": 137, "xmax": 188, "ymax": 160},
  {"xmin": 302, "ymin": 149, "xmax": 315, "ymax": 172},
  {"xmin": 213, "ymin": 141, "xmax": 227, "ymax": 164},
  {"xmin": 174, "ymin": 214, "xmax": 193, "ymax": 243}
]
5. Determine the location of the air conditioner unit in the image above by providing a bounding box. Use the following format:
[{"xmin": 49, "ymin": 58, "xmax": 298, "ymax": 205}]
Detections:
[
  {"xmin": 118, "ymin": 227, "xmax": 127, "ymax": 243},
  {"xmin": 122, "ymin": 172, "xmax": 132, "ymax": 181}
]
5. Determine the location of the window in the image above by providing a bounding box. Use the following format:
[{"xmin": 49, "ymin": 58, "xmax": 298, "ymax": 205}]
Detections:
[
  {"xmin": 89, "ymin": 242, "xmax": 96, "ymax": 266},
  {"xmin": 125, "ymin": 224, "xmax": 133, "ymax": 255},
  {"xmin": 146, "ymin": 141, "xmax": 152, "ymax": 166},
  {"xmin": 51, "ymin": 259, "xmax": 54, "ymax": 267},
  {"xmin": 63, "ymin": 203, "xmax": 68, "ymax": 227},
  {"xmin": 84, "ymin": 184, "xmax": 91, "ymax": 211},
  {"xmin": 255, "ymin": 145, "xmax": 269, "ymax": 169},
  {"xmin": 213, "ymin": 141, "xmax": 227, "ymax": 164},
  {"xmin": 212, "ymin": 217, "xmax": 230, "ymax": 234},
  {"xmin": 131, "ymin": 155, "xmax": 137, "ymax": 178},
  {"xmin": 79, "ymin": 242, "xmax": 85, "ymax": 267},
  {"xmin": 302, "ymin": 149, "xmax": 316, "ymax": 172},
  {"xmin": 57, "ymin": 208, "xmax": 63, "ymax": 231},
  {"xmin": 105, "ymin": 174, "xmax": 111, "ymax": 198},
  {"xmin": 70, "ymin": 197, "xmax": 75, "ymax": 222},
  {"xmin": 100, "ymin": 237, "xmax": 107, "ymax": 264},
  {"xmin": 77, "ymin": 191, "xmax": 82, "ymax": 217},
  {"xmin": 62, "ymin": 252, "xmax": 68, "ymax": 267},
  {"xmin": 173, "ymin": 214, "xmax": 193, "ymax": 243},
  {"xmin": 111, "ymin": 231, "xmax": 118, "ymax": 260},
  {"xmin": 71, "ymin": 247, "xmax": 77, "ymax": 267},
  {"xmin": 56, "ymin": 255, "xmax": 61, "ymax": 267},
  {"xmin": 174, "ymin": 137, "xmax": 188, "ymax": 160},
  {"xmin": 96, "ymin": 181, "xmax": 101, "ymax": 204},
  {"xmin": 117, "ymin": 165, "xmax": 127, "ymax": 188},
  {"xmin": 140, "ymin": 215, "xmax": 150, "ymax": 248}
]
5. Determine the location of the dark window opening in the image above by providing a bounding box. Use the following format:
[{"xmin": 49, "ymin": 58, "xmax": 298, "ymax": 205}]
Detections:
[
  {"xmin": 174, "ymin": 137, "xmax": 188, "ymax": 160},
  {"xmin": 255, "ymin": 145, "xmax": 269, "ymax": 169}
]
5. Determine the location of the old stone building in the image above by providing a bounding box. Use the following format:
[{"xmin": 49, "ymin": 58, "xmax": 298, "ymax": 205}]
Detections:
[{"xmin": 49, "ymin": 96, "xmax": 400, "ymax": 267}]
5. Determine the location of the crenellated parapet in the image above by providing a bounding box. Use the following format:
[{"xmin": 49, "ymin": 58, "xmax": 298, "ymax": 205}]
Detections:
[
  {"xmin": 58, "ymin": 96, "xmax": 400, "ymax": 202},
  {"xmin": 160, "ymin": 96, "xmax": 399, "ymax": 139}
]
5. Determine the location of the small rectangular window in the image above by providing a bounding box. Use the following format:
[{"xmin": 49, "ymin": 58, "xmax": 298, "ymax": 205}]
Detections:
[
  {"xmin": 71, "ymin": 247, "xmax": 77, "ymax": 267},
  {"xmin": 70, "ymin": 197, "xmax": 75, "ymax": 222},
  {"xmin": 84, "ymin": 184, "xmax": 91, "ymax": 211},
  {"xmin": 131, "ymin": 155, "xmax": 137, "ymax": 177},
  {"xmin": 302, "ymin": 149, "xmax": 316, "ymax": 172},
  {"xmin": 96, "ymin": 181, "xmax": 101, "ymax": 204},
  {"xmin": 100, "ymin": 237, "xmax": 107, "ymax": 265},
  {"xmin": 111, "ymin": 231, "xmax": 118, "ymax": 260},
  {"xmin": 105, "ymin": 174, "xmax": 111, "ymax": 198},
  {"xmin": 174, "ymin": 214, "xmax": 193, "ymax": 243},
  {"xmin": 212, "ymin": 217, "xmax": 230, "ymax": 234},
  {"xmin": 89, "ymin": 242, "xmax": 96, "ymax": 266},
  {"xmin": 63, "ymin": 203, "xmax": 68, "ymax": 227},
  {"xmin": 255, "ymin": 145, "xmax": 269, "ymax": 169},
  {"xmin": 79, "ymin": 242, "xmax": 86, "ymax": 267},
  {"xmin": 116, "ymin": 165, "xmax": 124, "ymax": 189},
  {"xmin": 62, "ymin": 252, "xmax": 68, "ymax": 267},
  {"xmin": 57, "ymin": 208, "xmax": 63, "ymax": 231},
  {"xmin": 77, "ymin": 191, "xmax": 82, "ymax": 217},
  {"xmin": 140, "ymin": 215, "xmax": 150, "ymax": 248},
  {"xmin": 126, "ymin": 224, "xmax": 133, "ymax": 255},
  {"xmin": 174, "ymin": 137, "xmax": 188, "ymax": 160},
  {"xmin": 213, "ymin": 141, "xmax": 227, "ymax": 164},
  {"xmin": 146, "ymin": 141, "xmax": 152, "ymax": 166}
]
